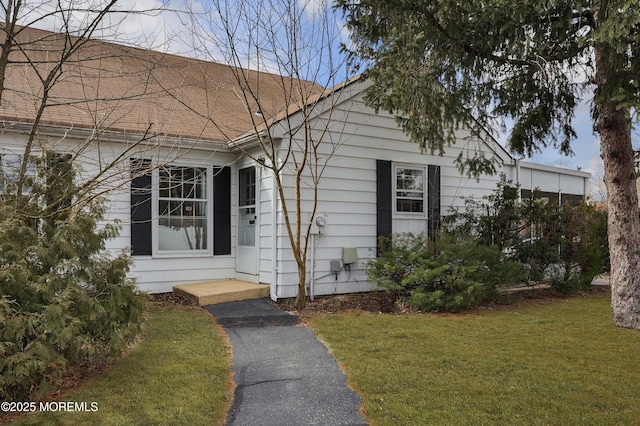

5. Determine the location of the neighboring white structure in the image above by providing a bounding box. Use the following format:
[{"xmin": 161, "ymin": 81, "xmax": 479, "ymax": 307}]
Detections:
[{"xmin": 0, "ymin": 28, "xmax": 589, "ymax": 297}]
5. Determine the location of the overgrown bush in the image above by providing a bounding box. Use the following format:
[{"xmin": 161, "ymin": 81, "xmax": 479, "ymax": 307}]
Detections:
[
  {"xmin": 368, "ymin": 234, "xmax": 528, "ymax": 312},
  {"xmin": 552, "ymin": 203, "xmax": 608, "ymax": 293},
  {"xmin": 369, "ymin": 177, "xmax": 609, "ymax": 313},
  {"xmin": 0, "ymin": 155, "xmax": 145, "ymax": 400},
  {"xmin": 446, "ymin": 175, "xmax": 608, "ymax": 291}
]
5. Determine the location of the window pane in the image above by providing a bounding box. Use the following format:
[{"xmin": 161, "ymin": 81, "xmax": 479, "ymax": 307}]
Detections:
[
  {"xmin": 159, "ymin": 168, "xmax": 170, "ymax": 197},
  {"xmin": 239, "ymin": 167, "xmax": 256, "ymax": 207},
  {"xmin": 396, "ymin": 167, "xmax": 424, "ymax": 213},
  {"xmin": 396, "ymin": 168, "xmax": 424, "ymax": 191},
  {"xmin": 158, "ymin": 166, "xmax": 208, "ymax": 251},
  {"xmin": 397, "ymin": 199, "xmax": 424, "ymax": 213}
]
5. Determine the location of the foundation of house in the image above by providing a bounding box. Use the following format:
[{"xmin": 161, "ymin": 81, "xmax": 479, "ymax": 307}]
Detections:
[{"xmin": 173, "ymin": 280, "xmax": 270, "ymax": 306}]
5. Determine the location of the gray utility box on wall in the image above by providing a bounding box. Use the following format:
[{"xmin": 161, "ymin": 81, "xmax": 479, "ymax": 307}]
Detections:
[{"xmin": 342, "ymin": 247, "xmax": 357, "ymax": 265}]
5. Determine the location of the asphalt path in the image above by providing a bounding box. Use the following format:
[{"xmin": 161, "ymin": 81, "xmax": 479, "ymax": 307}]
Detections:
[{"xmin": 205, "ymin": 299, "xmax": 368, "ymax": 426}]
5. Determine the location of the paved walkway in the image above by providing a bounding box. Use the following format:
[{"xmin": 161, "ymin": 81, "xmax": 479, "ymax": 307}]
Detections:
[{"xmin": 205, "ymin": 299, "xmax": 368, "ymax": 426}]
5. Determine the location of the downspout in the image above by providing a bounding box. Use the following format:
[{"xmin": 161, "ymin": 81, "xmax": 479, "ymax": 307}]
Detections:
[
  {"xmin": 558, "ymin": 173, "xmax": 562, "ymax": 205},
  {"xmin": 270, "ymin": 161, "xmax": 279, "ymax": 302},
  {"xmin": 515, "ymin": 159, "xmax": 521, "ymax": 202}
]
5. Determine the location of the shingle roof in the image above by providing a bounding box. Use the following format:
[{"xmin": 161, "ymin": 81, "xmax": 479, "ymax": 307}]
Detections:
[{"xmin": 0, "ymin": 26, "xmax": 323, "ymax": 143}]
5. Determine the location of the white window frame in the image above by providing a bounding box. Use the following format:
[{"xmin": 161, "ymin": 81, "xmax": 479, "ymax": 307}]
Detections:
[
  {"xmin": 151, "ymin": 162, "xmax": 214, "ymax": 257},
  {"xmin": 393, "ymin": 164, "xmax": 427, "ymax": 217}
]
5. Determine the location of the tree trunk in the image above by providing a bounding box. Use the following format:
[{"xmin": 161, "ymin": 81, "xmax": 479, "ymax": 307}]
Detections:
[
  {"xmin": 596, "ymin": 47, "xmax": 640, "ymax": 329},
  {"xmin": 295, "ymin": 262, "xmax": 307, "ymax": 310}
]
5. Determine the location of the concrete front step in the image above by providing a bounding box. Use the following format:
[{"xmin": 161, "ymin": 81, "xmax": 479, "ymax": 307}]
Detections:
[{"xmin": 173, "ymin": 280, "xmax": 270, "ymax": 306}]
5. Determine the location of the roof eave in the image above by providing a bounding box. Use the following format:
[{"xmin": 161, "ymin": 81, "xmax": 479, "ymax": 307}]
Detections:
[{"xmin": 0, "ymin": 121, "xmax": 231, "ymax": 153}]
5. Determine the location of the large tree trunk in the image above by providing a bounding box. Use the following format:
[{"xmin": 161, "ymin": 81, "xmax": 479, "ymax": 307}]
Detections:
[{"xmin": 596, "ymin": 48, "xmax": 640, "ymax": 329}]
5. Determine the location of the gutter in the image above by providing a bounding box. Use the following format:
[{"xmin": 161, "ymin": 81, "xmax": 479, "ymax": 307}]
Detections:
[
  {"xmin": 0, "ymin": 121, "xmax": 231, "ymax": 153},
  {"xmin": 227, "ymin": 130, "xmax": 270, "ymax": 152}
]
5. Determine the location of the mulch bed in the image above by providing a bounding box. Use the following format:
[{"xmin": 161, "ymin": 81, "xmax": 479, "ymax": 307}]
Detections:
[
  {"xmin": 148, "ymin": 284, "xmax": 611, "ymax": 316},
  {"xmin": 275, "ymin": 284, "xmax": 611, "ymax": 317},
  {"xmin": 148, "ymin": 291, "xmax": 195, "ymax": 306}
]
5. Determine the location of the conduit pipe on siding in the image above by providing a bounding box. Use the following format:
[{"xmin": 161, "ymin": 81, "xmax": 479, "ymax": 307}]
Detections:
[{"xmin": 310, "ymin": 233, "xmax": 316, "ymax": 301}]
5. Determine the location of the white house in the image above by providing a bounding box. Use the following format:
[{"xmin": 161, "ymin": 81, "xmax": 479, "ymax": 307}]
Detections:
[{"xmin": 0, "ymin": 27, "xmax": 589, "ymax": 298}]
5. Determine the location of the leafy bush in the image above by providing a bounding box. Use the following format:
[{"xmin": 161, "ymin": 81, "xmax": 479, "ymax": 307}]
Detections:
[
  {"xmin": 370, "ymin": 178, "xmax": 609, "ymax": 312},
  {"xmin": 551, "ymin": 203, "xmax": 608, "ymax": 293},
  {"xmin": 445, "ymin": 175, "xmax": 608, "ymax": 290},
  {"xmin": 367, "ymin": 233, "xmax": 437, "ymax": 292},
  {"xmin": 0, "ymin": 156, "xmax": 145, "ymax": 400},
  {"xmin": 369, "ymin": 234, "xmax": 528, "ymax": 312}
]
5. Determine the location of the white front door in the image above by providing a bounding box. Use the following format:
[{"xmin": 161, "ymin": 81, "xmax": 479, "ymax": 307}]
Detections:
[{"xmin": 236, "ymin": 166, "xmax": 258, "ymax": 275}]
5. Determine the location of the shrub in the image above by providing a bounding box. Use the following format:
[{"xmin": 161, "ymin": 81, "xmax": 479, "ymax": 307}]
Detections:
[
  {"xmin": 367, "ymin": 233, "xmax": 437, "ymax": 293},
  {"xmin": 0, "ymin": 156, "xmax": 145, "ymax": 400},
  {"xmin": 445, "ymin": 176, "xmax": 608, "ymax": 290},
  {"xmin": 551, "ymin": 203, "xmax": 608, "ymax": 293},
  {"xmin": 369, "ymin": 234, "xmax": 528, "ymax": 312}
]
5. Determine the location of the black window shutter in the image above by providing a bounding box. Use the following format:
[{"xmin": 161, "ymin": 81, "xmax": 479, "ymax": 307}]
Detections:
[
  {"xmin": 376, "ymin": 160, "xmax": 392, "ymax": 255},
  {"xmin": 213, "ymin": 166, "xmax": 231, "ymax": 255},
  {"xmin": 428, "ymin": 165, "xmax": 441, "ymax": 239},
  {"xmin": 130, "ymin": 159, "xmax": 152, "ymax": 256}
]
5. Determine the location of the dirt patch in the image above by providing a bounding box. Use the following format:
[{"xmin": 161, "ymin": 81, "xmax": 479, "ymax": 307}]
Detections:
[{"xmin": 0, "ymin": 361, "xmax": 111, "ymax": 424}]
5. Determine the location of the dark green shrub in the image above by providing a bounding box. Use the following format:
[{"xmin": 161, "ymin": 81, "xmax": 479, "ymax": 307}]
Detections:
[
  {"xmin": 0, "ymin": 157, "xmax": 145, "ymax": 400},
  {"xmin": 367, "ymin": 233, "xmax": 437, "ymax": 292},
  {"xmin": 369, "ymin": 234, "xmax": 528, "ymax": 312},
  {"xmin": 551, "ymin": 203, "xmax": 608, "ymax": 293},
  {"xmin": 403, "ymin": 237, "xmax": 528, "ymax": 312}
]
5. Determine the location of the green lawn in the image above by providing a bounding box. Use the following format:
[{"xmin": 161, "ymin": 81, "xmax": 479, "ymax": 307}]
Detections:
[
  {"xmin": 310, "ymin": 294, "xmax": 640, "ymax": 426},
  {"xmin": 12, "ymin": 304, "xmax": 232, "ymax": 426}
]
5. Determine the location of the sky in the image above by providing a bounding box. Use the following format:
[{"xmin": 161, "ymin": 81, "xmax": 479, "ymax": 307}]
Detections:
[{"xmin": 13, "ymin": 0, "xmax": 639, "ymax": 199}]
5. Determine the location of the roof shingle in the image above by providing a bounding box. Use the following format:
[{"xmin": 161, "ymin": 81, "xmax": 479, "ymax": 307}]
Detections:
[{"xmin": 0, "ymin": 25, "xmax": 322, "ymax": 143}]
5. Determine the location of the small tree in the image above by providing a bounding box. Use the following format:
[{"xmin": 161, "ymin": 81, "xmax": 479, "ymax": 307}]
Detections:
[
  {"xmin": 182, "ymin": 0, "xmax": 349, "ymax": 308},
  {"xmin": 445, "ymin": 177, "xmax": 608, "ymax": 289}
]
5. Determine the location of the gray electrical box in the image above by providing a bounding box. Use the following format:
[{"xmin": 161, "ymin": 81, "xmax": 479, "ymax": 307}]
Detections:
[
  {"xmin": 342, "ymin": 247, "xmax": 357, "ymax": 265},
  {"xmin": 330, "ymin": 260, "xmax": 342, "ymax": 274}
]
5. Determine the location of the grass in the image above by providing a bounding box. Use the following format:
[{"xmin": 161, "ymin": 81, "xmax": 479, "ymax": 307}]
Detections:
[
  {"xmin": 12, "ymin": 304, "xmax": 232, "ymax": 426},
  {"xmin": 309, "ymin": 294, "xmax": 640, "ymax": 426}
]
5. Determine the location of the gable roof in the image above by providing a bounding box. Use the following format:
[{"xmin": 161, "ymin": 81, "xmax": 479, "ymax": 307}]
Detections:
[{"xmin": 0, "ymin": 25, "xmax": 322, "ymax": 143}]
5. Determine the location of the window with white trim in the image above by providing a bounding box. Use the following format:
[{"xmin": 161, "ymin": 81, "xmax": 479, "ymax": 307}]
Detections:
[
  {"xmin": 395, "ymin": 165, "xmax": 425, "ymax": 214},
  {"xmin": 157, "ymin": 165, "xmax": 210, "ymax": 251}
]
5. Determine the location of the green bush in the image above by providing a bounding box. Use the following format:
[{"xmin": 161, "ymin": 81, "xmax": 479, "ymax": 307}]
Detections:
[
  {"xmin": 551, "ymin": 203, "xmax": 608, "ymax": 293},
  {"xmin": 0, "ymin": 156, "xmax": 145, "ymax": 400},
  {"xmin": 369, "ymin": 234, "xmax": 528, "ymax": 312},
  {"xmin": 445, "ymin": 176, "xmax": 608, "ymax": 291},
  {"xmin": 367, "ymin": 233, "xmax": 436, "ymax": 293}
]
